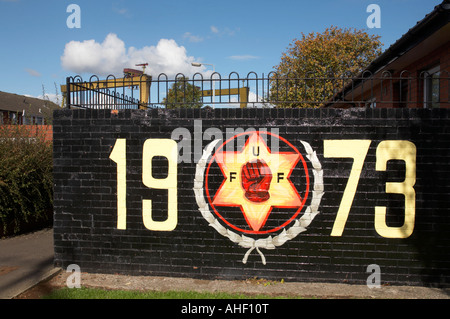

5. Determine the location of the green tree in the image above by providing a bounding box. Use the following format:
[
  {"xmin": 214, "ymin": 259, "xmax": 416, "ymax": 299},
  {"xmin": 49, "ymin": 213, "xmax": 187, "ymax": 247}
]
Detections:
[
  {"xmin": 163, "ymin": 77, "xmax": 203, "ymax": 108},
  {"xmin": 0, "ymin": 126, "xmax": 53, "ymax": 236},
  {"xmin": 270, "ymin": 26, "xmax": 383, "ymax": 108}
]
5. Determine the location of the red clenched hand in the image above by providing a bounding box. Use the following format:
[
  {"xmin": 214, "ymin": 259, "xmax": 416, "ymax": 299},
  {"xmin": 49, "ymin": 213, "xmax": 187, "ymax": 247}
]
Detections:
[{"xmin": 241, "ymin": 159, "xmax": 272, "ymax": 203}]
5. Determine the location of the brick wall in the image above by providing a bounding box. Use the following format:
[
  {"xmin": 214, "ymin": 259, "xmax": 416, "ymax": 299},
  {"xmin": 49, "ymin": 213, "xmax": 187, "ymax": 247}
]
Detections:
[
  {"xmin": 0, "ymin": 125, "xmax": 52, "ymax": 142},
  {"xmin": 401, "ymin": 41, "xmax": 450, "ymax": 108},
  {"xmin": 348, "ymin": 41, "xmax": 450, "ymax": 109},
  {"xmin": 53, "ymin": 108, "xmax": 450, "ymax": 287}
]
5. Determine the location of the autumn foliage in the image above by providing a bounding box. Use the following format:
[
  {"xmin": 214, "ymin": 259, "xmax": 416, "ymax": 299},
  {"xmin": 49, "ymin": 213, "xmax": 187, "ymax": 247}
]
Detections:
[{"xmin": 271, "ymin": 26, "xmax": 383, "ymax": 107}]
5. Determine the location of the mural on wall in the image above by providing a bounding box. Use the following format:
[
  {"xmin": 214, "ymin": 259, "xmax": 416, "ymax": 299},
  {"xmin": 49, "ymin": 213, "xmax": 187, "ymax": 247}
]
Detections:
[
  {"xmin": 194, "ymin": 131, "xmax": 324, "ymax": 264},
  {"xmin": 110, "ymin": 131, "xmax": 417, "ymax": 265}
]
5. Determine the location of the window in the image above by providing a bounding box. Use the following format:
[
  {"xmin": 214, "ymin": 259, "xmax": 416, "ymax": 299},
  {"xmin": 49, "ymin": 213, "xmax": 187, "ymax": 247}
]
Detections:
[
  {"xmin": 424, "ymin": 65, "xmax": 440, "ymax": 108},
  {"xmin": 9, "ymin": 112, "xmax": 17, "ymax": 124},
  {"xmin": 393, "ymin": 79, "xmax": 409, "ymax": 108},
  {"xmin": 34, "ymin": 116, "xmax": 44, "ymax": 125}
]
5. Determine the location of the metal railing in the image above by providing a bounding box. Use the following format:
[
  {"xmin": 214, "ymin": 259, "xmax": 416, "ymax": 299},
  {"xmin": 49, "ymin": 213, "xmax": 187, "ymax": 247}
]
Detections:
[{"xmin": 64, "ymin": 70, "xmax": 450, "ymax": 109}]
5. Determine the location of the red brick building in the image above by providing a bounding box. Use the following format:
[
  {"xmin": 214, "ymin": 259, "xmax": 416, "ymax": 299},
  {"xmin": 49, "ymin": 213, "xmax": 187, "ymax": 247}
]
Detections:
[{"xmin": 334, "ymin": 0, "xmax": 449, "ymax": 109}]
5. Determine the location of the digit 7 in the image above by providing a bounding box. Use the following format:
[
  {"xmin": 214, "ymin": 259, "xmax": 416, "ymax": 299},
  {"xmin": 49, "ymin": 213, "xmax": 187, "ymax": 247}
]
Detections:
[{"xmin": 324, "ymin": 140, "xmax": 371, "ymax": 236}]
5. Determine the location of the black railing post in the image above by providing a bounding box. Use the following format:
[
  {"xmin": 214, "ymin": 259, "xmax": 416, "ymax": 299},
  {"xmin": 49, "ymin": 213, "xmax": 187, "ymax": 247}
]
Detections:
[{"xmin": 66, "ymin": 77, "xmax": 71, "ymax": 109}]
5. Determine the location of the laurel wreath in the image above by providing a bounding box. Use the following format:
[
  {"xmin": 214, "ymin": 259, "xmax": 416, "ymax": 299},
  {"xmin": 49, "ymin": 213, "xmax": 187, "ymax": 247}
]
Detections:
[{"xmin": 193, "ymin": 139, "xmax": 324, "ymax": 265}]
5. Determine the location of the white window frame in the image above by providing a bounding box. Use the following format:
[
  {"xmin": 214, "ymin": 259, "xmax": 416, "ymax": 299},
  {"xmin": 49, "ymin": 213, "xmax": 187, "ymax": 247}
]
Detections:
[{"xmin": 423, "ymin": 65, "xmax": 440, "ymax": 108}]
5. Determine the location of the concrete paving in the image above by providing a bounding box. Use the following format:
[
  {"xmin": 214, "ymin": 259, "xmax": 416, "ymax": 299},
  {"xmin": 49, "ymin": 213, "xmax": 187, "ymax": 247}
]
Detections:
[
  {"xmin": 0, "ymin": 228, "xmax": 59, "ymax": 299},
  {"xmin": 51, "ymin": 271, "xmax": 450, "ymax": 299},
  {"xmin": 1, "ymin": 227, "xmax": 449, "ymax": 299}
]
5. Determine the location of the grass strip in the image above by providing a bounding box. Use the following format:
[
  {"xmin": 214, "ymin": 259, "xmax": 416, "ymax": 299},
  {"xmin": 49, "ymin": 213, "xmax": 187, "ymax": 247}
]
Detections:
[{"xmin": 43, "ymin": 287, "xmax": 295, "ymax": 299}]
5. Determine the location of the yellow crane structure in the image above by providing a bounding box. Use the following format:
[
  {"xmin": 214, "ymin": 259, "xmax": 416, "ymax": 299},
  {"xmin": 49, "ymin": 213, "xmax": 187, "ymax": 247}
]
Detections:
[
  {"xmin": 200, "ymin": 87, "xmax": 249, "ymax": 108},
  {"xmin": 60, "ymin": 65, "xmax": 151, "ymax": 109},
  {"xmin": 60, "ymin": 63, "xmax": 250, "ymax": 108}
]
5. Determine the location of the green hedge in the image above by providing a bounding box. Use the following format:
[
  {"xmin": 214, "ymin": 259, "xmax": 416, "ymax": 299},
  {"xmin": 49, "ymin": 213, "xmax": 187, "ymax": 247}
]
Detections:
[{"xmin": 0, "ymin": 126, "xmax": 53, "ymax": 237}]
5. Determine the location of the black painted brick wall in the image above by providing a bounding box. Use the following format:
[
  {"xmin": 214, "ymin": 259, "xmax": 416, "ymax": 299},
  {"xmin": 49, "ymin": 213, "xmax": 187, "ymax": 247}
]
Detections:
[{"xmin": 53, "ymin": 108, "xmax": 450, "ymax": 287}]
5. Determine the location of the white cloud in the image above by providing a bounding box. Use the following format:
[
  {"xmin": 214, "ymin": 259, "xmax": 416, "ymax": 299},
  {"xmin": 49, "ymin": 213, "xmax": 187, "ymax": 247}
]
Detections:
[
  {"xmin": 227, "ymin": 91, "xmax": 274, "ymax": 108},
  {"xmin": 210, "ymin": 25, "xmax": 239, "ymax": 36},
  {"xmin": 25, "ymin": 68, "xmax": 41, "ymax": 77},
  {"xmin": 183, "ymin": 32, "xmax": 203, "ymax": 43},
  {"xmin": 113, "ymin": 7, "xmax": 132, "ymax": 18},
  {"xmin": 228, "ymin": 55, "xmax": 259, "ymax": 61},
  {"xmin": 248, "ymin": 91, "xmax": 274, "ymax": 108},
  {"xmin": 37, "ymin": 93, "xmax": 61, "ymax": 105},
  {"xmin": 61, "ymin": 33, "xmax": 204, "ymax": 77},
  {"xmin": 24, "ymin": 93, "xmax": 61, "ymax": 105},
  {"xmin": 210, "ymin": 25, "xmax": 219, "ymax": 34}
]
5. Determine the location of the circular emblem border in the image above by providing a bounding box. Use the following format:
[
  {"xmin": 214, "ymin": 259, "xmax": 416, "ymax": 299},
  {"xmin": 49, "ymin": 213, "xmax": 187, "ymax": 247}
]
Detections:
[
  {"xmin": 204, "ymin": 131, "xmax": 310, "ymax": 235},
  {"xmin": 193, "ymin": 137, "xmax": 324, "ymax": 265}
]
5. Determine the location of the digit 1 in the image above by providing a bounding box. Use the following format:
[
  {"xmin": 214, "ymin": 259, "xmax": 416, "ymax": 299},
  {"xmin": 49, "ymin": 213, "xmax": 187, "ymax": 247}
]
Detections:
[
  {"xmin": 142, "ymin": 139, "xmax": 178, "ymax": 231},
  {"xmin": 109, "ymin": 139, "xmax": 127, "ymax": 230}
]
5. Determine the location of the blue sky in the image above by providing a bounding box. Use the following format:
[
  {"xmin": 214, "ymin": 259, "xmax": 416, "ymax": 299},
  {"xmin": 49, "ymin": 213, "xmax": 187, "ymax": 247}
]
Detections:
[{"xmin": 0, "ymin": 0, "xmax": 442, "ymax": 102}]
